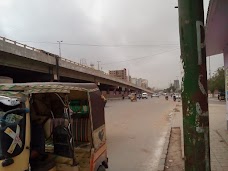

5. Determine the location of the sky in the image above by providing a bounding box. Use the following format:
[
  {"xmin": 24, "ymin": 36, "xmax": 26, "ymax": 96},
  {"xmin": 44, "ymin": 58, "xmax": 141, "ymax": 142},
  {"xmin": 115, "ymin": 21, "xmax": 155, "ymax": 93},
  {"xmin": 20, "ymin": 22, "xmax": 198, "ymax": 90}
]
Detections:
[{"xmin": 0, "ymin": 0, "xmax": 224, "ymax": 89}]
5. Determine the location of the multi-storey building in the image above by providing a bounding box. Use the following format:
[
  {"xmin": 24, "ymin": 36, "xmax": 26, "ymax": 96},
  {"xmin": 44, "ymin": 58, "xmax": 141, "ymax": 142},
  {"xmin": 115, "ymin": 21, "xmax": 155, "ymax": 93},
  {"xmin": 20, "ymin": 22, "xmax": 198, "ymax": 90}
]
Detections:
[
  {"xmin": 109, "ymin": 68, "xmax": 127, "ymax": 80},
  {"xmin": 174, "ymin": 80, "xmax": 180, "ymax": 90},
  {"xmin": 141, "ymin": 79, "xmax": 148, "ymax": 88}
]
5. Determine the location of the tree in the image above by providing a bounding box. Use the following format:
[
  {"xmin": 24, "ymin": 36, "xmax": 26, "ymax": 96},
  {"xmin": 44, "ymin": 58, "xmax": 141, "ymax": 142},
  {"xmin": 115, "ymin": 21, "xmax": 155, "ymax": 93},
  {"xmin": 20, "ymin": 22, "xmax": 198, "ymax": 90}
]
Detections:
[{"xmin": 208, "ymin": 67, "xmax": 225, "ymax": 94}]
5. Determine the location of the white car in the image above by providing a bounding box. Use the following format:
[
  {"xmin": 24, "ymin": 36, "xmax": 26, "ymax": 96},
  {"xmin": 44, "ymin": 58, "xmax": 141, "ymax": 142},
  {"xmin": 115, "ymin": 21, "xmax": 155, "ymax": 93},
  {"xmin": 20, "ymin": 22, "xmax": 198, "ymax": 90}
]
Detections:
[
  {"xmin": 174, "ymin": 93, "xmax": 181, "ymax": 99},
  {"xmin": 152, "ymin": 93, "xmax": 159, "ymax": 98},
  {"xmin": 141, "ymin": 93, "xmax": 148, "ymax": 99}
]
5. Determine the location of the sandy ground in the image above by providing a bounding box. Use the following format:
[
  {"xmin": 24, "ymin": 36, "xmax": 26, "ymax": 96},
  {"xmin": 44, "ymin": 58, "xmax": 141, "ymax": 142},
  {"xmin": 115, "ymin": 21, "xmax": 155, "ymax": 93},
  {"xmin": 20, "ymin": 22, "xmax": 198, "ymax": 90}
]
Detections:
[
  {"xmin": 105, "ymin": 97, "xmax": 176, "ymax": 171},
  {"xmin": 164, "ymin": 128, "xmax": 184, "ymax": 171}
]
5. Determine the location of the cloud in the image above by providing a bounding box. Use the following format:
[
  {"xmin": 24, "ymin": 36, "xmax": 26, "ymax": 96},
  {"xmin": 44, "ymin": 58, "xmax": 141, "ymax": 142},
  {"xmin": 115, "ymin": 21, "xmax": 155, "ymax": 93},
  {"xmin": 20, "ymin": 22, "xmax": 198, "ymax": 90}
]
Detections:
[{"xmin": 0, "ymin": 0, "xmax": 221, "ymax": 88}]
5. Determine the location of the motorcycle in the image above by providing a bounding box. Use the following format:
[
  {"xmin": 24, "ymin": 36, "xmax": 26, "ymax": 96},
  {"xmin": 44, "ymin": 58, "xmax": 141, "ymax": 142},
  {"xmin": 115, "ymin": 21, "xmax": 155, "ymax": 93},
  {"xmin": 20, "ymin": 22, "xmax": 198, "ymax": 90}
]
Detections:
[{"xmin": 173, "ymin": 95, "xmax": 176, "ymax": 102}]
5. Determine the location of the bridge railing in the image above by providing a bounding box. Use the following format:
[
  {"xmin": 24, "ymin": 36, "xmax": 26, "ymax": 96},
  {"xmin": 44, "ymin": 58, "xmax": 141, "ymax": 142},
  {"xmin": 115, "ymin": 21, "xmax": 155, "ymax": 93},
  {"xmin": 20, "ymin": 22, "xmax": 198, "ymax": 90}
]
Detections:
[
  {"xmin": 0, "ymin": 36, "xmax": 97, "ymax": 69},
  {"xmin": 61, "ymin": 58, "xmax": 93, "ymax": 69},
  {"xmin": 0, "ymin": 36, "xmax": 40, "ymax": 52},
  {"xmin": 60, "ymin": 57, "xmax": 132, "ymax": 83},
  {"xmin": 0, "ymin": 36, "xmax": 151, "ymax": 92}
]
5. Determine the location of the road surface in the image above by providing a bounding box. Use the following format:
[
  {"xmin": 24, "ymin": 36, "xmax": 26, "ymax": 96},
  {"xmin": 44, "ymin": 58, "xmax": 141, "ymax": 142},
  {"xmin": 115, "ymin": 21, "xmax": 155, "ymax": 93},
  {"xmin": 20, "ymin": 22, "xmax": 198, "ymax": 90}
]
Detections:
[{"xmin": 105, "ymin": 97, "xmax": 176, "ymax": 171}]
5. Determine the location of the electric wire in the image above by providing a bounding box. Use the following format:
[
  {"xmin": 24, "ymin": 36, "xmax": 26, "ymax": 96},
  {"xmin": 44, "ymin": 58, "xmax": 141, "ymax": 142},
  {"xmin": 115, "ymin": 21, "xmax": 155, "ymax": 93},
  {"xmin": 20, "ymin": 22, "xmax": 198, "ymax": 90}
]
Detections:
[
  {"xmin": 17, "ymin": 40, "xmax": 179, "ymax": 47},
  {"xmin": 101, "ymin": 48, "xmax": 179, "ymax": 65}
]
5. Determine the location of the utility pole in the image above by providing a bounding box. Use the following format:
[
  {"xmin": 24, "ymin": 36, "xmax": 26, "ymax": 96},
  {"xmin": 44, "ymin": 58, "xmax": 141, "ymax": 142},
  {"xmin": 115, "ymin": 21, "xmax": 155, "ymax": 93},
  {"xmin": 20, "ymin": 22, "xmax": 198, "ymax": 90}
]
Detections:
[
  {"xmin": 178, "ymin": 0, "xmax": 210, "ymax": 170},
  {"xmin": 57, "ymin": 41, "xmax": 63, "ymax": 57},
  {"xmin": 97, "ymin": 61, "xmax": 101, "ymax": 70},
  {"xmin": 56, "ymin": 41, "xmax": 63, "ymax": 81},
  {"xmin": 209, "ymin": 56, "xmax": 211, "ymax": 79}
]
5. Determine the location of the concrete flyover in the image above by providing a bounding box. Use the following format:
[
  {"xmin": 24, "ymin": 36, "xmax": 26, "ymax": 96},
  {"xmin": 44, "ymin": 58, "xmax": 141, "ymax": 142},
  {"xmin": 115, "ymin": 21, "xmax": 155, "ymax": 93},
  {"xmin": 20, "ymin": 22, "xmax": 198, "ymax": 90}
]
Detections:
[{"xmin": 0, "ymin": 36, "xmax": 152, "ymax": 94}]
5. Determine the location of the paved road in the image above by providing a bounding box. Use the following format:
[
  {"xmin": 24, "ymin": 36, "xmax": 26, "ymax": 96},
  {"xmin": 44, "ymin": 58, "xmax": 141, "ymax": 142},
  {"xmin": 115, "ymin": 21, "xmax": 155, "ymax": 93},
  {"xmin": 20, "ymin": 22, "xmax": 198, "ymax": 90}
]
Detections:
[
  {"xmin": 208, "ymin": 98, "xmax": 226, "ymax": 106},
  {"xmin": 105, "ymin": 97, "xmax": 176, "ymax": 171}
]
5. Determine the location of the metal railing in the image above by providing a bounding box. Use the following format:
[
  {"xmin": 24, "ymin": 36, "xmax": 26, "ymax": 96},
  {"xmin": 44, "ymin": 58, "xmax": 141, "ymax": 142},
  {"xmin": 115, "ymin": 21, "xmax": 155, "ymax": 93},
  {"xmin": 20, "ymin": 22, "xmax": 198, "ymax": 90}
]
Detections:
[{"xmin": 0, "ymin": 36, "xmax": 40, "ymax": 52}]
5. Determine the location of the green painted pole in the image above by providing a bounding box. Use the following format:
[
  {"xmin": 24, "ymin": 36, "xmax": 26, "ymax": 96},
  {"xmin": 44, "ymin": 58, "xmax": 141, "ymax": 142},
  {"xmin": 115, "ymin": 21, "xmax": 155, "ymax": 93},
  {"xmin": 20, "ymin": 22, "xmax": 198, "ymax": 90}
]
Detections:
[{"xmin": 177, "ymin": 0, "xmax": 210, "ymax": 170}]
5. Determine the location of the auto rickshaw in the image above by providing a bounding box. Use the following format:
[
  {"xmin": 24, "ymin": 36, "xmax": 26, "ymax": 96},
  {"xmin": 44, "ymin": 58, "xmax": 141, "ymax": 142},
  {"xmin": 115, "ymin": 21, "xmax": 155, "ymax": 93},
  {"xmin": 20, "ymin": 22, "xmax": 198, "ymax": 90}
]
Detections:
[
  {"xmin": 0, "ymin": 82, "xmax": 108, "ymax": 171},
  {"xmin": 130, "ymin": 93, "xmax": 137, "ymax": 102}
]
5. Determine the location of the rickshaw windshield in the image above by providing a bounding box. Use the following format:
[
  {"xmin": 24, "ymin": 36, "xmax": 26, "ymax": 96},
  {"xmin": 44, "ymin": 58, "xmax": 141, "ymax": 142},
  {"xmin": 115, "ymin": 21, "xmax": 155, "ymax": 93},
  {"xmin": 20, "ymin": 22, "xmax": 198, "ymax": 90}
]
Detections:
[{"xmin": 0, "ymin": 96, "xmax": 26, "ymax": 160}]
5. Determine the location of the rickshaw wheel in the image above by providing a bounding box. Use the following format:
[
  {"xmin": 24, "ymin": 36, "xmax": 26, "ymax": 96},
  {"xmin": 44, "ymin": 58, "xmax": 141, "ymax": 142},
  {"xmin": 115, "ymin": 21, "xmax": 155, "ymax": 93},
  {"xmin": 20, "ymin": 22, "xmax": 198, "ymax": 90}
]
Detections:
[{"xmin": 97, "ymin": 165, "xmax": 106, "ymax": 171}]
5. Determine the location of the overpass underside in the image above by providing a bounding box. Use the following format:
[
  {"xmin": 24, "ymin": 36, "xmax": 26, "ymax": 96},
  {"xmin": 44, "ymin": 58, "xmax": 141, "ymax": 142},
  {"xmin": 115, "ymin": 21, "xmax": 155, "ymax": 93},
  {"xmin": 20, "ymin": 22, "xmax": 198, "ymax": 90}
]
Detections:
[{"xmin": 0, "ymin": 51, "xmax": 129, "ymax": 92}]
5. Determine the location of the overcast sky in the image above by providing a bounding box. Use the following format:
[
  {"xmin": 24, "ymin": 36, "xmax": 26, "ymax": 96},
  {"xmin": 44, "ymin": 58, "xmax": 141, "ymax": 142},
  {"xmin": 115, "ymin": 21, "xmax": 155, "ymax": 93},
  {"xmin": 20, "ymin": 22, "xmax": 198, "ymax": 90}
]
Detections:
[{"xmin": 0, "ymin": 0, "xmax": 224, "ymax": 89}]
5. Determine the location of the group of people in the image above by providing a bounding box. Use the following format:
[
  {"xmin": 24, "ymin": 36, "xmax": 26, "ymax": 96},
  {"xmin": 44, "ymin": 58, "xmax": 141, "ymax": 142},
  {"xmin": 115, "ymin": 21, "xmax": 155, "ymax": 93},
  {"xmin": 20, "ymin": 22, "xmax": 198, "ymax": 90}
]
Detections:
[{"xmin": 165, "ymin": 93, "xmax": 177, "ymax": 101}]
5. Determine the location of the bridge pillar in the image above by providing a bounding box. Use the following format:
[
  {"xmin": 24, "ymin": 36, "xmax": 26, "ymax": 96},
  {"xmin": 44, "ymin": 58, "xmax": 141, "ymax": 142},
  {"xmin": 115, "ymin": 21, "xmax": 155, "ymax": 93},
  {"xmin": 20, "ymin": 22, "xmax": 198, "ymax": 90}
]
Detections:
[
  {"xmin": 55, "ymin": 56, "xmax": 60, "ymax": 81},
  {"xmin": 0, "ymin": 76, "xmax": 13, "ymax": 83},
  {"xmin": 48, "ymin": 66, "xmax": 57, "ymax": 82},
  {"xmin": 106, "ymin": 89, "xmax": 111, "ymax": 99}
]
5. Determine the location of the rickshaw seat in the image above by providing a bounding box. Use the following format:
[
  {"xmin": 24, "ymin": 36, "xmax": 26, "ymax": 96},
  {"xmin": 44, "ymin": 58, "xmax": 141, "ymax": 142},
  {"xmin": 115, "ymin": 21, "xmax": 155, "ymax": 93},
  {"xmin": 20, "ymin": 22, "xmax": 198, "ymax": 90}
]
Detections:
[{"xmin": 44, "ymin": 117, "xmax": 90, "ymax": 151}]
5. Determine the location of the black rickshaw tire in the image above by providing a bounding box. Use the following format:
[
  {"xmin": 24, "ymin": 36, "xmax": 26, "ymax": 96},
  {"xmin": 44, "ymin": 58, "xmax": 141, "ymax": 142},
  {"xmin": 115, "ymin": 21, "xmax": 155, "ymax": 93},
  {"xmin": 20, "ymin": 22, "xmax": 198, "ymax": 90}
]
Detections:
[{"xmin": 97, "ymin": 165, "xmax": 106, "ymax": 171}]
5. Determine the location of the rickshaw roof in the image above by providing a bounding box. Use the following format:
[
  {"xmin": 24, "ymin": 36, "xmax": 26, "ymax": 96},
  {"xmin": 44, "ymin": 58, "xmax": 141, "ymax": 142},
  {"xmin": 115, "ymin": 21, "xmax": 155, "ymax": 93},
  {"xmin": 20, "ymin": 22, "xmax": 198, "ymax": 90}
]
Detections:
[{"xmin": 0, "ymin": 82, "xmax": 99, "ymax": 94}]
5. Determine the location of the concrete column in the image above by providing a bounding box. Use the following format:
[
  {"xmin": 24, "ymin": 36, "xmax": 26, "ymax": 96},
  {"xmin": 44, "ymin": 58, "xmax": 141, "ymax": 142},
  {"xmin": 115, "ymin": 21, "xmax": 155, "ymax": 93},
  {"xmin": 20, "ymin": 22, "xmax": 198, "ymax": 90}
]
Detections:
[
  {"xmin": 224, "ymin": 46, "xmax": 228, "ymax": 130},
  {"xmin": 0, "ymin": 76, "xmax": 13, "ymax": 83}
]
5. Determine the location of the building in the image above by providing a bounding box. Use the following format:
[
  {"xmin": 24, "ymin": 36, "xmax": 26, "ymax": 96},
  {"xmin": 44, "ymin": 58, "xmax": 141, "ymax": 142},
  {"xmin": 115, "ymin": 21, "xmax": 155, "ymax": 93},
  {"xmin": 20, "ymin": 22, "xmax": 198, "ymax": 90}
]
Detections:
[
  {"xmin": 109, "ymin": 68, "xmax": 127, "ymax": 80},
  {"xmin": 141, "ymin": 79, "xmax": 148, "ymax": 88},
  {"xmin": 130, "ymin": 78, "xmax": 137, "ymax": 85},
  {"xmin": 174, "ymin": 80, "xmax": 180, "ymax": 90},
  {"xmin": 127, "ymin": 75, "xmax": 131, "ymax": 82},
  {"xmin": 136, "ymin": 78, "xmax": 142, "ymax": 87},
  {"xmin": 130, "ymin": 78, "xmax": 149, "ymax": 88}
]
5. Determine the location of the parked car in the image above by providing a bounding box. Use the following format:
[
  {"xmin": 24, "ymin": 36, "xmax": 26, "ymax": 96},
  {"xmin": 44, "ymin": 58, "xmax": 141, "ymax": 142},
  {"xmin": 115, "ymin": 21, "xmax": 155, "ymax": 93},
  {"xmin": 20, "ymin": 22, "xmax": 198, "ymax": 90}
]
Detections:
[
  {"xmin": 218, "ymin": 92, "xmax": 225, "ymax": 101},
  {"xmin": 151, "ymin": 93, "xmax": 159, "ymax": 98},
  {"xmin": 142, "ymin": 92, "xmax": 148, "ymax": 99}
]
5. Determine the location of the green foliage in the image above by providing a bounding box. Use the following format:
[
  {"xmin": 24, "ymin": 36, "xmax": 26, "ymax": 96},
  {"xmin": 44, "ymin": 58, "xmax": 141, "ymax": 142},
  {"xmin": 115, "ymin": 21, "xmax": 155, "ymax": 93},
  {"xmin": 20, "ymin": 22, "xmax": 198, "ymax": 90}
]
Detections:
[{"xmin": 208, "ymin": 67, "xmax": 225, "ymax": 93}]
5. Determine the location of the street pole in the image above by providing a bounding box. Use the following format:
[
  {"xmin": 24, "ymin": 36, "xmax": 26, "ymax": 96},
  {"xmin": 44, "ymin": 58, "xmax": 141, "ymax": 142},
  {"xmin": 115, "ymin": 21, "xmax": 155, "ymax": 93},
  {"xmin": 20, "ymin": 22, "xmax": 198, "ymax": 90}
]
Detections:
[
  {"xmin": 97, "ymin": 61, "xmax": 101, "ymax": 70},
  {"xmin": 57, "ymin": 40, "xmax": 63, "ymax": 57},
  {"xmin": 56, "ymin": 41, "xmax": 63, "ymax": 81},
  {"xmin": 178, "ymin": 0, "xmax": 210, "ymax": 170},
  {"xmin": 209, "ymin": 56, "xmax": 211, "ymax": 79}
]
